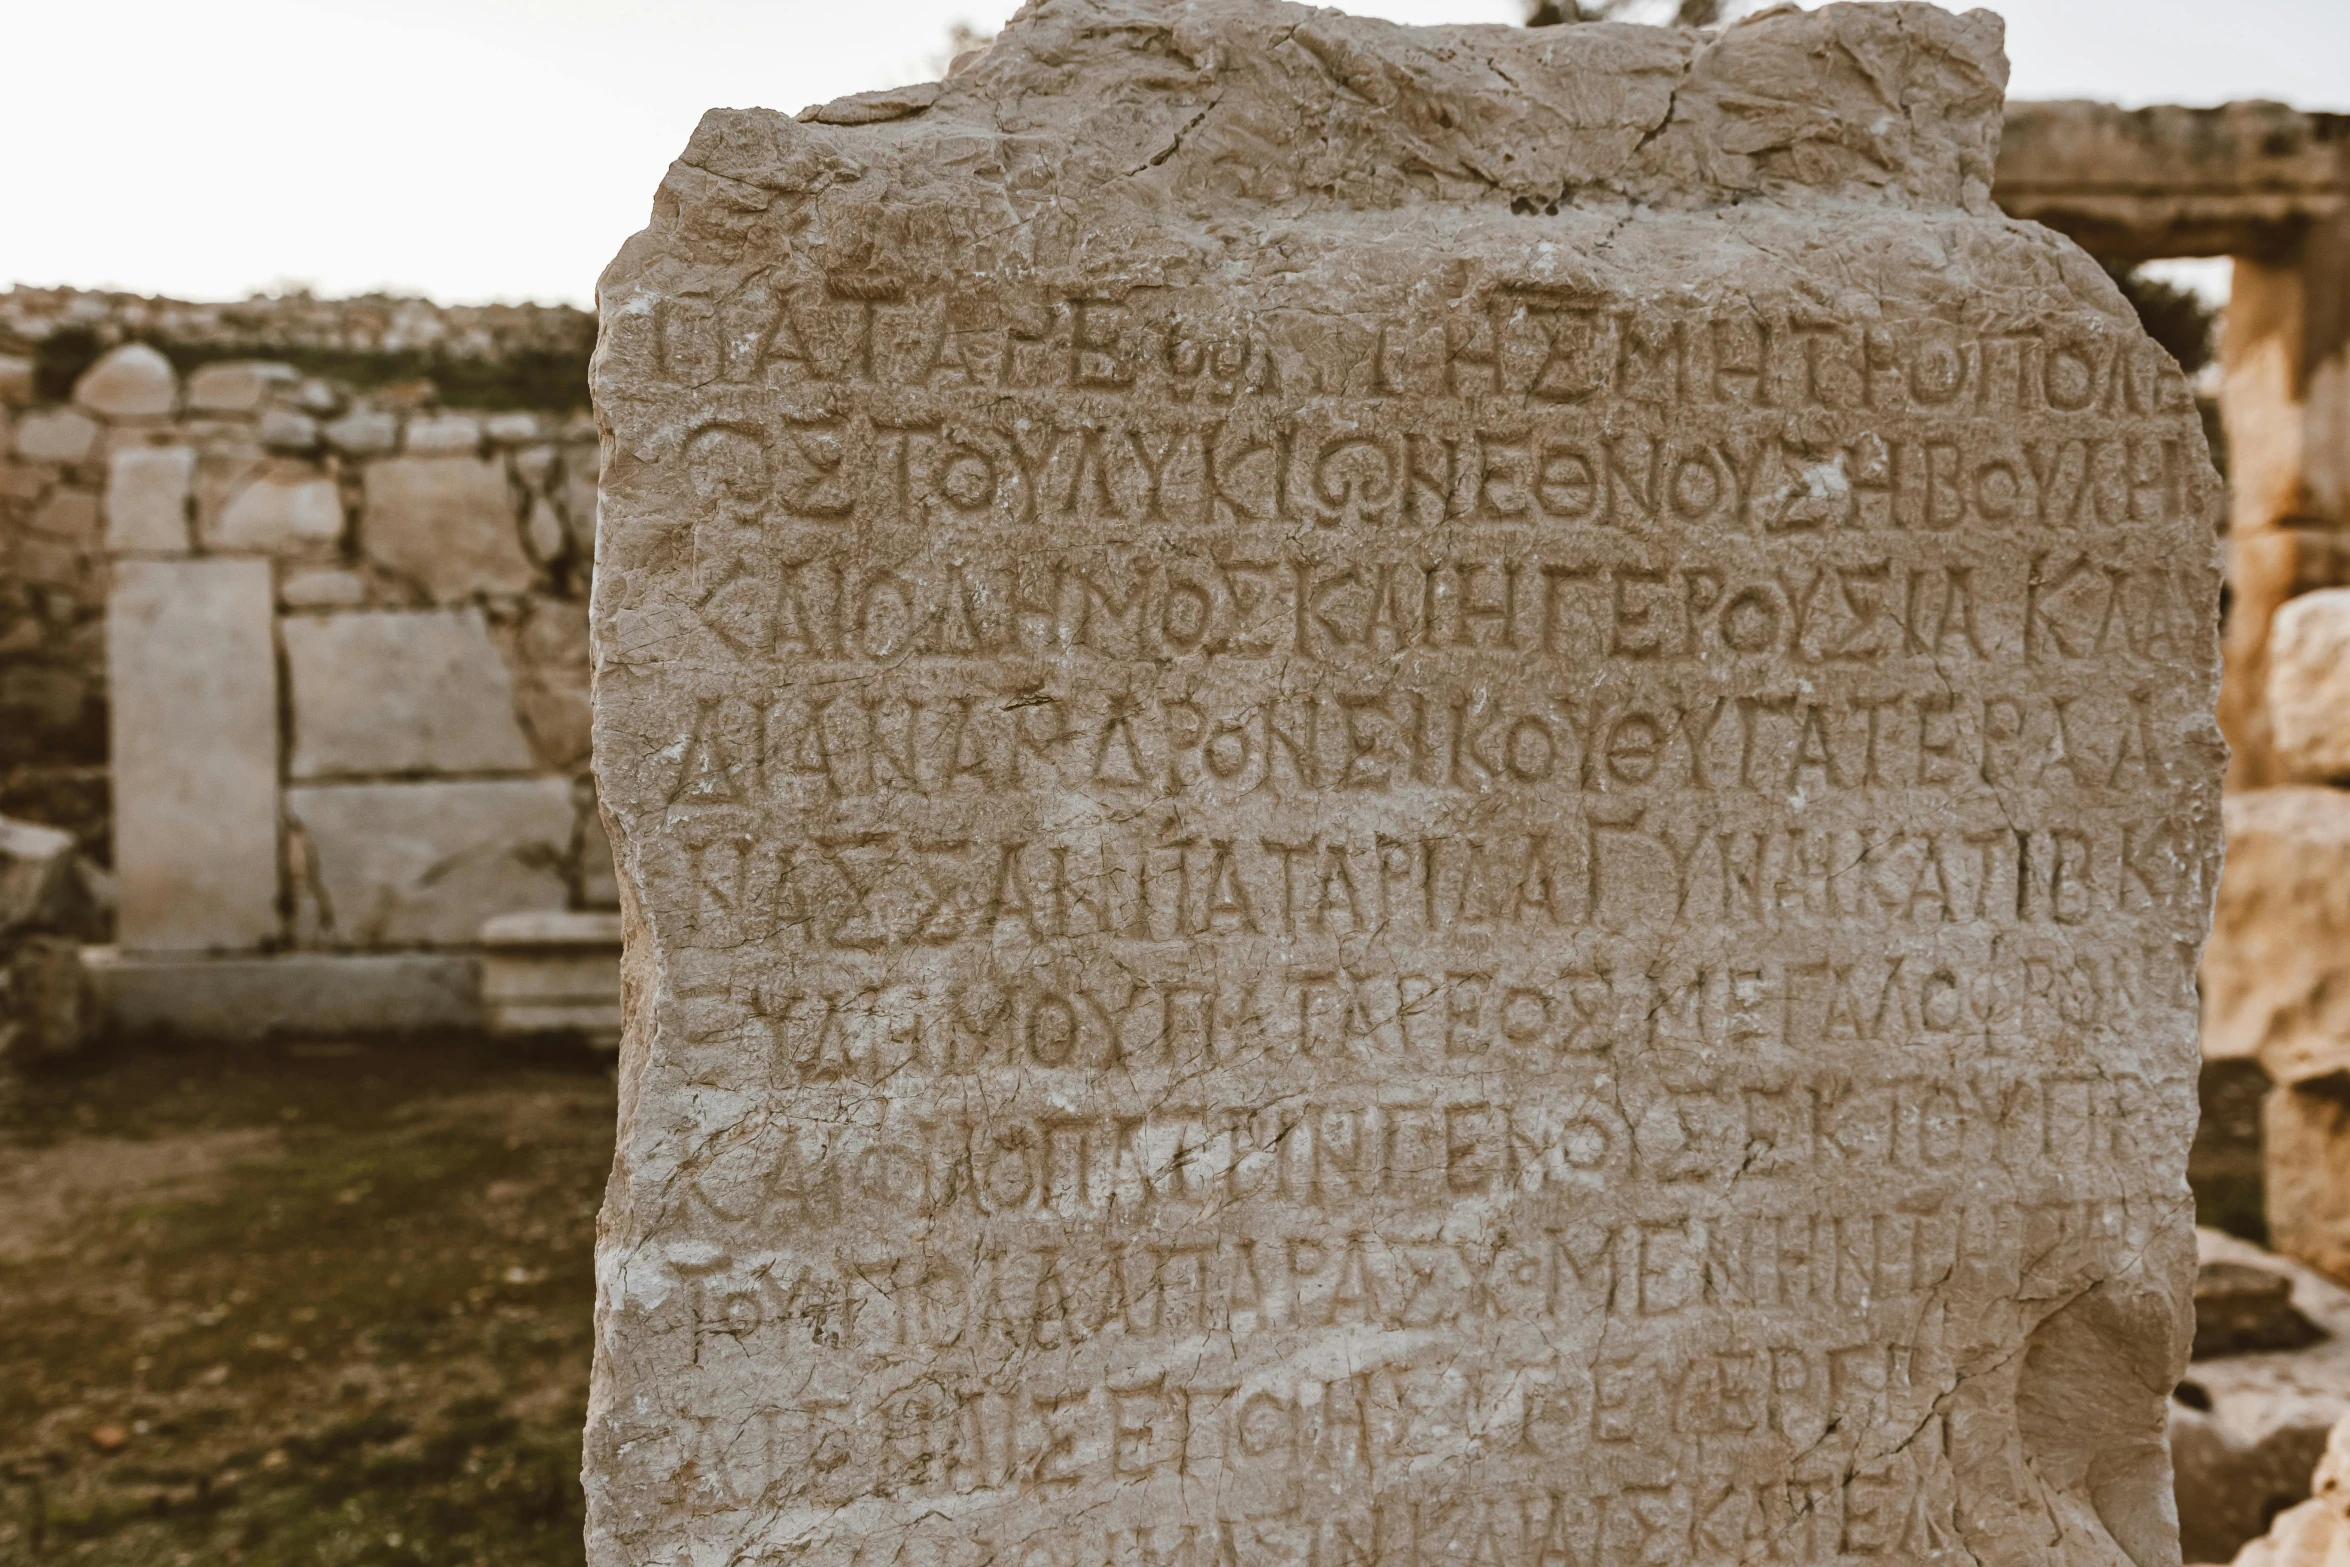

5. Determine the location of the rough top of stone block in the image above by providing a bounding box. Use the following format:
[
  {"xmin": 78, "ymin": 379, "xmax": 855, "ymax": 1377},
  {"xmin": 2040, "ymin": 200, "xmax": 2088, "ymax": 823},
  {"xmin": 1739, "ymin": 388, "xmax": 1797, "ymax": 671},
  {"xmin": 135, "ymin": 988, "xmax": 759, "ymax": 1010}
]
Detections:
[{"xmin": 718, "ymin": 0, "xmax": 2003, "ymax": 216}]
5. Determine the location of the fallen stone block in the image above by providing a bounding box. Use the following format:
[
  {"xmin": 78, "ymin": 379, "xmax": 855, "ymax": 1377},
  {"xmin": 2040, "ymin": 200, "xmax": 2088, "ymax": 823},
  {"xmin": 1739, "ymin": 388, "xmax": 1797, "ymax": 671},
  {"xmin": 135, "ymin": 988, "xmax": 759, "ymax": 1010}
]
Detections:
[
  {"xmin": 2177, "ymin": 1230, "xmax": 2350, "ymax": 1563},
  {"xmin": 288, "ymin": 778, "xmax": 572, "ymax": 946},
  {"xmin": 361, "ymin": 454, "xmax": 533, "ymax": 600}
]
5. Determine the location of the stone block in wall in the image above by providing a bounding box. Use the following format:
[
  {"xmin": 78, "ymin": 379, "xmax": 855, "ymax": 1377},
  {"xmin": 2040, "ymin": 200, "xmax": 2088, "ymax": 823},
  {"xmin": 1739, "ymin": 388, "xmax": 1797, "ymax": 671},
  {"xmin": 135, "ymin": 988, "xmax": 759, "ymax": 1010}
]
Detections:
[
  {"xmin": 498, "ymin": 595, "xmax": 591, "ymax": 769},
  {"xmin": 279, "ymin": 568, "xmax": 366, "ymax": 607},
  {"xmin": 2205, "ymin": 788, "xmax": 2350, "ymax": 1077},
  {"xmin": 31, "ymin": 490, "xmax": 98, "ymax": 553},
  {"xmin": 285, "ymin": 607, "xmax": 536, "ymax": 777},
  {"xmin": 559, "ymin": 443, "xmax": 598, "ymax": 556},
  {"xmin": 361, "ymin": 454, "xmax": 532, "ymax": 600},
  {"xmin": 209, "ymin": 467, "xmax": 343, "ymax": 551},
  {"xmin": 2272, "ymin": 590, "xmax": 2350, "ymax": 785},
  {"xmin": 0, "ymin": 356, "xmax": 30, "ymax": 406},
  {"xmin": 576, "ymin": 785, "xmax": 618, "ymax": 909},
  {"xmin": 15, "ymin": 409, "xmax": 97, "ymax": 465},
  {"xmin": 73, "ymin": 344, "xmax": 177, "ymax": 420},
  {"xmin": 108, "ymin": 557, "xmax": 279, "ymax": 952},
  {"xmin": 2269, "ymin": 1081, "xmax": 2350, "ymax": 1284},
  {"xmin": 185, "ymin": 361, "xmax": 295, "ymax": 415},
  {"xmin": 323, "ymin": 409, "xmax": 398, "ymax": 457},
  {"xmin": 105, "ymin": 445, "xmax": 194, "ymax": 553},
  {"xmin": 405, "ymin": 414, "xmax": 481, "ymax": 455},
  {"xmin": 258, "ymin": 409, "xmax": 319, "ymax": 454},
  {"xmin": 287, "ymin": 777, "xmax": 572, "ymax": 946}
]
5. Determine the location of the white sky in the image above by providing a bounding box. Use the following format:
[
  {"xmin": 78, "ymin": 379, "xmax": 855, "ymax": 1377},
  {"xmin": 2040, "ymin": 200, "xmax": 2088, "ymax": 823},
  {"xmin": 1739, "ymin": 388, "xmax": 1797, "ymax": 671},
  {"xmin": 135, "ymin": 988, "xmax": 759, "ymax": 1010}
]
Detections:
[{"xmin": 1, "ymin": 0, "xmax": 2341, "ymax": 308}]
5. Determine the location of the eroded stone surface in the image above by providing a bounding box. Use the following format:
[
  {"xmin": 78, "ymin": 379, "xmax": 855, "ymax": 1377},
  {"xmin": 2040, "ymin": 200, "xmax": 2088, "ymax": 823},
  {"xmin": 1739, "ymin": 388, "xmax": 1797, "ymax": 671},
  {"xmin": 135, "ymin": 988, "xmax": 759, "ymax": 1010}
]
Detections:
[
  {"xmin": 109, "ymin": 558, "xmax": 280, "ymax": 952},
  {"xmin": 287, "ymin": 777, "xmax": 572, "ymax": 946},
  {"xmin": 584, "ymin": 5, "xmax": 2227, "ymax": 1566},
  {"xmin": 284, "ymin": 607, "xmax": 538, "ymax": 778},
  {"xmin": 104, "ymin": 445, "xmax": 196, "ymax": 553}
]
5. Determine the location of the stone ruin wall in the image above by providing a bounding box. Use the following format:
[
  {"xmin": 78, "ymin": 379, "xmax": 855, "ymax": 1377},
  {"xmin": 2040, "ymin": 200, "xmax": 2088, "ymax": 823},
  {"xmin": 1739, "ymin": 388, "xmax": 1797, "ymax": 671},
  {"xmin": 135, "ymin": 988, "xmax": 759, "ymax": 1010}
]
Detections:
[{"xmin": 0, "ymin": 287, "xmax": 612, "ymax": 953}]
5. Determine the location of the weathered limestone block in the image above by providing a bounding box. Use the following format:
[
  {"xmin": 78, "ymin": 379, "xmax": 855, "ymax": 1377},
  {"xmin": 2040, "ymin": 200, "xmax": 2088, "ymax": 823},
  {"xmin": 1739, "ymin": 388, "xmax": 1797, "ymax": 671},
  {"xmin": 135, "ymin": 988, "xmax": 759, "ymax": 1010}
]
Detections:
[
  {"xmin": 287, "ymin": 778, "xmax": 573, "ymax": 946},
  {"xmin": 186, "ymin": 360, "xmax": 297, "ymax": 415},
  {"xmin": 323, "ymin": 408, "xmax": 399, "ymax": 457},
  {"xmin": 2269, "ymin": 590, "xmax": 2350, "ymax": 785},
  {"xmin": 585, "ymin": 6, "xmax": 2227, "ymax": 1567},
  {"xmin": 104, "ymin": 445, "xmax": 195, "ymax": 553},
  {"xmin": 73, "ymin": 344, "xmax": 177, "ymax": 420},
  {"xmin": 284, "ymin": 607, "xmax": 538, "ymax": 777},
  {"xmin": 361, "ymin": 454, "xmax": 533, "ymax": 600},
  {"xmin": 0, "ymin": 815, "xmax": 103, "ymax": 942},
  {"xmin": 2268, "ymin": 1083, "xmax": 2350, "ymax": 1287},
  {"xmin": 14, "ymin": 408, "xmax": 98, "ymax": 465},
  {"xmin": 280, "ymin": 567, "xmax": 368, "ymax": 607},
  {"xmin": 2203, "ymin": 788, "xmax": 2350, "ymax": 1078},
  {"xmin": 108, "ymin": 558, "xmax": 279, "ymax": 951},
  {"xmin": 405, "ymin": 413, "xmax": 482, "ymax": 455},
  {"xmin": 497, "ymin": 595, "xmax": 592, "ymax": 769},
  {"xmin": 2175, "ymin": 1230, "xmax": 2350, "ymax": 1564},
  {"xmin": 210, "ymin": 468, "xmax": 344, "ymax": 551},
  {"xmin": 257, "ymin": 408, "xmax": 320, "ymax": 454},
  {"xmin": 2229, "ymin": 1412, "xmax": 2350, "ymax": 1567}
]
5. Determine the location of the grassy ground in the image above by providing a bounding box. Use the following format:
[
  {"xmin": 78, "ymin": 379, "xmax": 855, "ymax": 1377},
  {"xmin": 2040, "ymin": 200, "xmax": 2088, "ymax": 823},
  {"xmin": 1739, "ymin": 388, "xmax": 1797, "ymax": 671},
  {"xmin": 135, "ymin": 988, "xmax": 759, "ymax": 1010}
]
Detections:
[{"xmin": 0, "ymin": 1040, "xmax": 613, "ymax": 1567}]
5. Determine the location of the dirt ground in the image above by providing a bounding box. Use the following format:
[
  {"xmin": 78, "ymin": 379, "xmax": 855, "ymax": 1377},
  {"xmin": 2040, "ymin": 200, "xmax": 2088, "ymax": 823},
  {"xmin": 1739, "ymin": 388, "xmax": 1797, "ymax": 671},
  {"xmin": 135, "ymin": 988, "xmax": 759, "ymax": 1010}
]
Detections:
[{"xmin": 0, "ymin": 1039, "xmax": 614, "ymax": 1566}]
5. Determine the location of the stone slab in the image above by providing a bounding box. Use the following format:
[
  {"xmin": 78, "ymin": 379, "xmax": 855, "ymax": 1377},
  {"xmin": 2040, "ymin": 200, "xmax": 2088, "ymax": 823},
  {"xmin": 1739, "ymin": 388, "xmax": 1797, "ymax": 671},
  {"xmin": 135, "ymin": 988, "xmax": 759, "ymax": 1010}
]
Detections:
[
  {"xmin": 104, "ymin": 445, "xmax": 195, "ymax": 554},
  {"xmin": 585, "ymin": 6, "xmax": 2228, "ymax": 1567},
  {"xmin": 362, "ymin": 454, "xmax": 533, "ymax": 600},
  {"xmin": 2202, "ymin": 788, "xmax": 2350, "ymax": 1077},
  {"xmin": 210, "ymin": 469, "xmax": 343, "ymax": 551},
  {"xmin": 288, "ymin": 778, "xmax": 572, "ymax": 946},
  {"xmin": 284, "ymin": 607, "xmax": 537, "ymax": 777},
  {"xmin": 85, "ymin": 947, "xmax": 482, "ymax": 1041},
  {"xmin": 2270, "ymin": 589, "xmax": 2350, "ymax": 786},
  {"xmin": 108, "ymin": 557, "xmax": 280, "ymax": 952}
]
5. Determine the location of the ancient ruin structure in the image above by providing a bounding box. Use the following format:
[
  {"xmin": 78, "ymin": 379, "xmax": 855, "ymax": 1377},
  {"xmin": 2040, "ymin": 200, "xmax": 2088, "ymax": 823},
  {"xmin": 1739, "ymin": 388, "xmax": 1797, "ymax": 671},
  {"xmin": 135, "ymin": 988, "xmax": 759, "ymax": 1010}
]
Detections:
[
  {"xmin": 584, "ymin": 5, "xmax": 2223, "ymax": 1566},
  {"xmin": 2001, "ymin": 106, "xmax": 2350, "ymax": 1322},
  {"xmin": 0, "ymin": 291, "xmax": 618, "ymax": 1039},
  {"xmin": 1996, "ymin": 101, "xmax": 2350, "ymax": 787}
]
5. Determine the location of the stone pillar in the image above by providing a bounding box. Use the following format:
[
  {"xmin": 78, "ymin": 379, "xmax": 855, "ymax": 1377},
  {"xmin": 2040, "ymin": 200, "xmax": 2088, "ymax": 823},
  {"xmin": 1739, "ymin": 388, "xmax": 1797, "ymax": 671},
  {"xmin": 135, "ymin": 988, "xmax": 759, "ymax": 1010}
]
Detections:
[
  {"xmin": 2220, "ymin": 206, "xmax": 2350, "ymax": 786},
  {"xmin": 581, "ymin": 9, "xmax": 2226, "ymax": 1567},
  {"xmin": 108, "ymin": 558, "xmax": 281, "ymax": 951}
]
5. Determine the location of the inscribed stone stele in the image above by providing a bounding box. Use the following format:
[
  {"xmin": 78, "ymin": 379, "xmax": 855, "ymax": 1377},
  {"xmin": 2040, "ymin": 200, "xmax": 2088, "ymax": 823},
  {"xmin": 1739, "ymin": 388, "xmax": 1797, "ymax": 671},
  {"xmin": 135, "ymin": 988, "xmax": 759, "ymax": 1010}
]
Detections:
[{"xmin": 584, "ymin": 5, "xmax": 2227, "ymax": 1565}]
